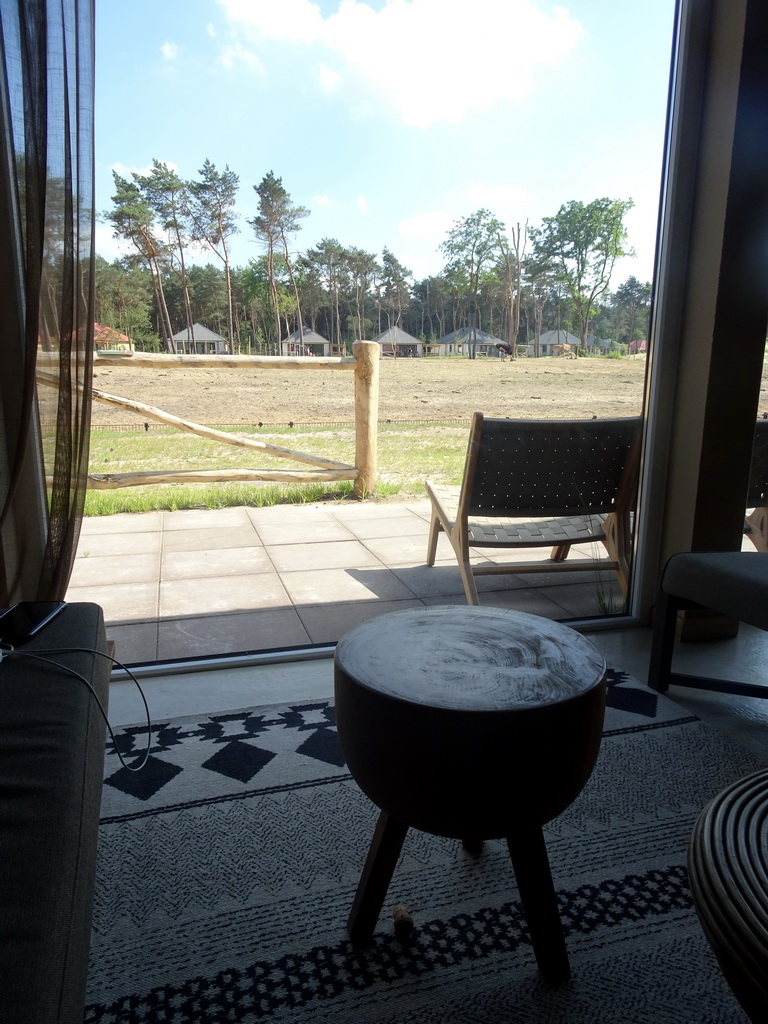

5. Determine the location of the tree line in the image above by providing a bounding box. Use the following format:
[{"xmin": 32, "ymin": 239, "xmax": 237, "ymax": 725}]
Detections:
[{"xmin": 98, "ymin": 159, "xmax": 651, "ymax": 356}]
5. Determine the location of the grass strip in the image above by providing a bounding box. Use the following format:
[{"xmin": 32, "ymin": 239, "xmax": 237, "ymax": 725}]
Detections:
[{"xmin": 84, "ymin": 422, "xmax": 465, "ymax": 515}]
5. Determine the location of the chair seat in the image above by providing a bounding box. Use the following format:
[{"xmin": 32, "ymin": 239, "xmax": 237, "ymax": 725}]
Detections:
[
  {"xmin": 662, "ymin": 552, "xmax": 768, "ymax": 632},
  {"xmin": 649, "ymin": 551, "xmax": 768, "ymax": 699},
  {"xmin": 427, "ymin": 483, "xmax": 608, "ymax": 548}
]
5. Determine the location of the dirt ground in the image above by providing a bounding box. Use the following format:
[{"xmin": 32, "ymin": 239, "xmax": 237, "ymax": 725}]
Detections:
[{"xmin": 91, "ymin": 355, "xmax": 649, "ymax": 426}]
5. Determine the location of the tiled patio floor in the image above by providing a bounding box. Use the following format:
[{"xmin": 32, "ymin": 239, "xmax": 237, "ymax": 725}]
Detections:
[{"xmin": 65, "ymin": 501, "xmax": 624, "ymax": 665}]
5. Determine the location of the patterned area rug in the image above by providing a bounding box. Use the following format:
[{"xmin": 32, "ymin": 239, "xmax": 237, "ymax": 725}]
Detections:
[{"xmin": 85, "ymin": 671, "xmax": 762, "ymax": 1023}]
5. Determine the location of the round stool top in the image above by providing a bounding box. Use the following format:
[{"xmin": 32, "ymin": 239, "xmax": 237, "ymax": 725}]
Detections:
[{"xmin": 335, "ymin": 606, "xmax": 605, "ymax": 711}]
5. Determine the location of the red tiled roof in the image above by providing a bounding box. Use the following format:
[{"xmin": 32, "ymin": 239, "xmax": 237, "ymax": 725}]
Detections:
[{"xmin": 94, "ymin": 322, "xmax": 131, "ymax": 344}]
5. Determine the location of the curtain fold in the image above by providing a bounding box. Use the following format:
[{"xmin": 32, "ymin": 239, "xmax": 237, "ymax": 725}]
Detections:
[{"xmin": 0, "ymin": 0, "xmax": 94, "ymax": 605}]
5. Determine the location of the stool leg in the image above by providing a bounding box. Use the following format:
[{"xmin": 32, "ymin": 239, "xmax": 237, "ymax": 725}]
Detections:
[
  {"xmin": 506, "ymin": 826, "xmax": 570, "ymax": 983},
  {"xmin": 348, "ymin": 810, "xmax": 409, "ymax": 944}
]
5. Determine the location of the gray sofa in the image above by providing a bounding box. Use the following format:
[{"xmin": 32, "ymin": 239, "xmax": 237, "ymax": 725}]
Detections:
[{"xmin": 0, "ymin": 602, "xmax": 109, "ymax": 1024}]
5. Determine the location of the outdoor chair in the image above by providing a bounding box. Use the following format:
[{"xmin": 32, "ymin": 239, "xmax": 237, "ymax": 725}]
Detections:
[{"xmin": 425, "ymin": 413, "xmax": 642, "ymax": 605}]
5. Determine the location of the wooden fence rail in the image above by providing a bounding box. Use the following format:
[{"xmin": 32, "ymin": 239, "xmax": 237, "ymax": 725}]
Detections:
[{"xmin": 40, "ymin": 340, "xmax": 380, "ymax": 499}]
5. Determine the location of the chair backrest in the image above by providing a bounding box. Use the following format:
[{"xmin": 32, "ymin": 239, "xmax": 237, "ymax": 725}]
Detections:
[
  {"xmin": 747, "ymin": 419, "xmax": 768, "ymax": 507},
  {"xmin": 461, "ymin": 413, "xmax": 641, "ymax": 519}
]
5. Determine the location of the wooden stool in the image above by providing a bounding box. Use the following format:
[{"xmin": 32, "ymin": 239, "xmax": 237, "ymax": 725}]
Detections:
[
  {"xmin": 334, "ymin": 605, "xmax": 606, "ymax": 982},
  {"xmin": 688, "ymin": 767, "xmax": 768, "ymax": 1022}
]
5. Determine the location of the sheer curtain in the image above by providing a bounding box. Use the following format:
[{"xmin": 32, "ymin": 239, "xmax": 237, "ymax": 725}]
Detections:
[{"xmin": 0, "ymin": 0, "xmax": 95, "ymax": 605}]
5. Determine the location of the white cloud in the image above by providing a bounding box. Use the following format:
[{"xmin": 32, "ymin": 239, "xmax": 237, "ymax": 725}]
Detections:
[
  {"xmin": 160, "ymin": 41, "xmax": 179, "ymax": 60},
  {"xmin": 399, "ymin": 244, "xmax": 444, "ymax": 281},
  {"xmin": 206, "ymin": 23, "xmax": 217, "ymax": 38},
  {"xmin": 312, "ymin": 194, "xmax": 333, "ymax": 208},
  {"xmin": 219, "ymin": 43, "xmax": 266, "ymax": 72},
  {"xmin": 357, "ymin": 195, "xmax": 369, "ymax": 213},
  {"xmin": 398, "ymin": 211, "xmax": 457, "ymax": 275},
  {"xmin": 217, "ymin": 0, "xmax": 323, "ymax": 44},
  {"xmin": 318, "ymin": 64, "xmax": 341, "ymax": 94},
  {"xmin": 93, "ymin": 222, "xmax": 131, "ymax": 263},
  {"xmin": 217, "ymin": 0, "xmax": 584, "ymax": 127}
]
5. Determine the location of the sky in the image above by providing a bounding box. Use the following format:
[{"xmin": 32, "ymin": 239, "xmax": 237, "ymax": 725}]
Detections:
[{"xmin": 95, "ymin": 0, "xmax": 677, "ymax": 288}]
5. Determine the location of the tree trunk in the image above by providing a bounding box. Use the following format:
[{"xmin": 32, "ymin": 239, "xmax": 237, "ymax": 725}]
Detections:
[
  {"xmin": 140, "ymin": 227, "xmax": 174, "ymax": 351},
  {"xmin": 172, "ymin": 222, "xmax": 194, "ymax": 340},
  {"xmin": 149, "ymin": 255, "xmax": 174, "ymax": 352},
  {"xmin": 221, "ymin": 227, "xmax": 235, "ymax": 352},
  {"xmin": 534, "ymin": 296, "xmax": 544, "ymax": 358},
  {"xmin": 279, "ymin": 225, "xmax": 303, "ymax": 344},
  {"xmin": 268, "ymin": 240, "xmax": 280, "ymax": 345}
]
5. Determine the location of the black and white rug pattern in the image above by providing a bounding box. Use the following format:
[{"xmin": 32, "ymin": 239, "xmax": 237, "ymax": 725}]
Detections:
[{"xmin": 86, "ymin": 671, "xmax": 762, "ymax": 1022}]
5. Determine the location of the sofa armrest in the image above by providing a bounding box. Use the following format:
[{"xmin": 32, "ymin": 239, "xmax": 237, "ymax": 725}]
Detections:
[{"xmin": 0, "ymin": 602, "xmax": 109, "ymax": 1024}]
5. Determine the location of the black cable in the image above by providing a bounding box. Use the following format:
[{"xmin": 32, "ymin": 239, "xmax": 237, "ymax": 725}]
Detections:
[{"xmin": 0, "ymin": 644, "xmax": 151, "ymax": 771}]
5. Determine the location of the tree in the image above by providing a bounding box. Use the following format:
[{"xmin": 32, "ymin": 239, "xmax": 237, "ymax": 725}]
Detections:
[
  {"xmin": 347, "ymin": 247, "xmax": 380, "ymax": 340},
  {"xmin": 94, "ymin": 254, "xmax": 126, "ymax": 326},
  {"xmin": 379, "ymin": 248, "xmax": 412, "ymax": 332},
  {"xmin": 522, "ymin": 252, "xmax": 560, "ymax": 357},
  {"xmin": 241, "ymin": 255, "xmax": 297, "ymax": 350},
  {"xmin": 440, "ymin": 209, "xmax": 504, "ymax": 357},
  {"xmin": 94, "ymin": 256, "xmax": 156, "ymax": 347},
  {"xmin": 613, "ymin": 275, "xmax": 651, "ymax": 344},
  {"xmin": 294, "ymin": 252, "xmax": 325, "ymax": 335},
  {"xmin": 304, "ymin": 239, "xmax": 347, "ymax": 349},
  {"xmin": 529, "ymin": 198, "xmax": 635, "ymax": 353},
  {"xmin": 411, "ymin": 275, "xmax": 451, "ymax": 340},
  {"xmin": 497, "ymin": 221, "xmax": 528, "ymax": 358},
  {"xmin": 250, "ymin": 172, "xmax": 309, "ymax": 344},
  {"xmin": 106, "ymin": 172, "xmax": 175, "ymax": 351},
  {"xmin": 239, "ymin": 258, "xmax": 273, "ymax": 351},
  {"xmin": 189, "ymin": 159, "xmax": 240, "ymax": 348},
  {"xmin": 187, "ymin": 264, "xmax": 229, "ymax": 337},
  {"xmin": 134, "ymin": 159, "xmax": 195, "ymax": 339}
]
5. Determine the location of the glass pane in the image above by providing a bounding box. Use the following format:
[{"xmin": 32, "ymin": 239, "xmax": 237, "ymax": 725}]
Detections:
[{"xmin": 82, "ymin": 1, "xmax": 678, "ymax": 660}]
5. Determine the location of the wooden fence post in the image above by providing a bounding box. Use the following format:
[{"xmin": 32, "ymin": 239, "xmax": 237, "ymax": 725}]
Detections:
[{"xmin": 353, "ymin": 340, "xmax": 380, "ymax": 498}]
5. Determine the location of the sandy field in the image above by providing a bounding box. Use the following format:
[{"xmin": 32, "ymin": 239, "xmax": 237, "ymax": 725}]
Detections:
[{"xmin": 90, "ymin": 355, "xmax": 648, "ymax": 426}]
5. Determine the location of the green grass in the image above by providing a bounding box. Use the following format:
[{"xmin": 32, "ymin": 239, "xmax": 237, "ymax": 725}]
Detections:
[{"xmin": 83, "ymin": 423, "xmax": 467, "ymax": 515}]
